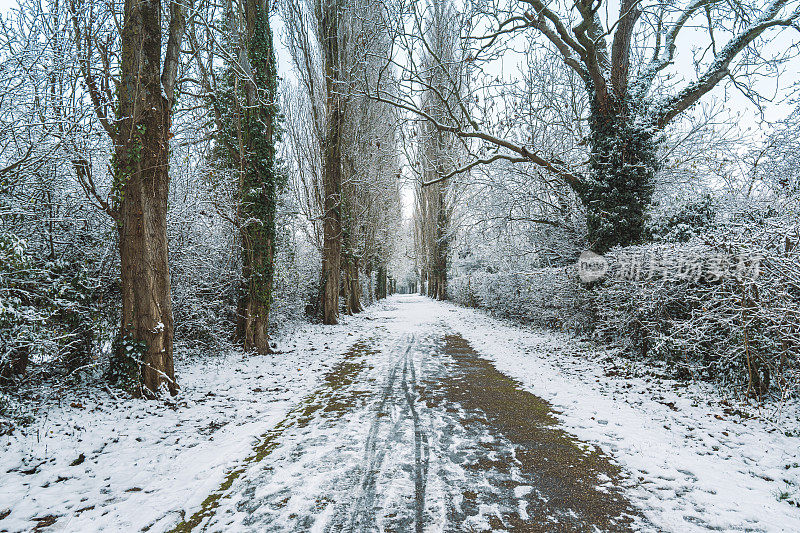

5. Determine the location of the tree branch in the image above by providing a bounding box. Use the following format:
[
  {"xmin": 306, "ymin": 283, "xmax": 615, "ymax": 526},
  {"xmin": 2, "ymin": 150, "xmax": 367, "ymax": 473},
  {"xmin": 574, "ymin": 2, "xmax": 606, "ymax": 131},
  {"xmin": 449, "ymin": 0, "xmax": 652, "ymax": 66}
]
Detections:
[
  {"xmin": 610, "ymin": 0, "xmax": 641, "ymax": 100},
  {"xmin": 162, "ymin": 0, "xmax": 192, "ymax": 106},
  {"xmin": 68, "ymin": 0, "xmax": 116, "ymax": 141},
  {"xmin": 632, "ymin": 0, "xmax": 716, "ymax": 100},
  {"xmin": 655, "ymin": 0, "xmax": 800, "ymax": 128},
  {"xmin": 421, "ymin": 154, "xmax": 529, "ymax": 187}
]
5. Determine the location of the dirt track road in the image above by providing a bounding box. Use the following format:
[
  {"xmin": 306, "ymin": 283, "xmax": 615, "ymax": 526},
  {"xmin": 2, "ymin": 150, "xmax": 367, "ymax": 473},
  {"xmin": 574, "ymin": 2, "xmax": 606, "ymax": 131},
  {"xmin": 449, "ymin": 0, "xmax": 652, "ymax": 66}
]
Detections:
[{"xmin": 171, "ymin": 296, "xmax": 645, "ymax": 532}]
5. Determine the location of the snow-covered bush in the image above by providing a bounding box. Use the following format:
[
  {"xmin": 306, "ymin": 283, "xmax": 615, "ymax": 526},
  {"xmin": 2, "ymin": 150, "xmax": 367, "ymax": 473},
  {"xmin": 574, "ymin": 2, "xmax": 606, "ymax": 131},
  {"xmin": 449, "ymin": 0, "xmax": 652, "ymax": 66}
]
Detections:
[
  {"xmin": 168, "ymin": 200, "xmax": 320, "ymax": 348},
  {"xmin": 0, "ymin": 233, "xmax": 103, "ymax": 386},
  {"xmin": 647, "ymin": 194, "xmax": 717, "ymax": 243},
  {"xmin": 448, "ymin": 267, "xmax": 591, "ymax": 333},
  {"xmin": 272, "ymin": 233, "xmax": 320, "ymax": 325},
  {"xmin": 0, "ymin": 234, "xmax": 38, "ymax": 383},
  {"xmin": 449, "ymin": 213, "xmax": 799, "ymax": 397},
  {"xmin": 592, "ymin": 220, "xmax": 800, "ymax": 397},
  {"xmin": 169, "ymin": 233, "xmax": 238, "ymax": 349}
]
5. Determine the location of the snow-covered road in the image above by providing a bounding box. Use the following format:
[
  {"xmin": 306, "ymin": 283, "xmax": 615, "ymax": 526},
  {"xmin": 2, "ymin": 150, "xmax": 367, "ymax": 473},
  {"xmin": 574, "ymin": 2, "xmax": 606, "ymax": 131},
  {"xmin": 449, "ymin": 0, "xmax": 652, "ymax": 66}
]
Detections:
[
  {"xmin": 3, "ymin": 295, "xmax": 799, "ymax": 532},
  {"xmin": 172, "ymin": 314, "xmax": 642, "ymax": 531}
]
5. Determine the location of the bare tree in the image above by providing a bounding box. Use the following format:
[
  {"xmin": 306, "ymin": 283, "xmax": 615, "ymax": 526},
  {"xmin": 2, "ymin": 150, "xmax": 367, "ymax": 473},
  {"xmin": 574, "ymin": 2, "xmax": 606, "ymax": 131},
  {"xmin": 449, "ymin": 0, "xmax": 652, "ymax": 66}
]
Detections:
[
  {"xmin": 409, "ymin": 0, "xmax": 465, "ymax": 299},
  {"xmin": 283, "ymin": 0, "xmax": 403, "ymax": 320},
  {"xmin": 71, "ymin": 0, "xmax": 189, "ymax": 396},
  {"xmin": 283, "ymin": 0, "xmax": 345, "ymax": 324},
  {"xmin": 375, "ymin": 0, "xmax": 800, "ymax": 252}
]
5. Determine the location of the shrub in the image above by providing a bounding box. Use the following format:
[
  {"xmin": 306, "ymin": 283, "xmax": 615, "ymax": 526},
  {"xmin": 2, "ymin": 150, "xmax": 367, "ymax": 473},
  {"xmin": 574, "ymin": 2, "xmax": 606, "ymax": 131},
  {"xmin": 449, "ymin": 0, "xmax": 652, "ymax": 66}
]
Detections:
[
  {"xmin": 449, "ymin": 217, "xmax": 800, "ymax": 398},
  {"xmin": 448, "ymin": 267, "xmax": 591, "ymax": 333},
  {"xmin": 592, "ymin": 223, "xmax": 799, "ymax": 396},
  {"xmin": 0, "ymin": 234, "xmax": 101, "ymax": 386}
]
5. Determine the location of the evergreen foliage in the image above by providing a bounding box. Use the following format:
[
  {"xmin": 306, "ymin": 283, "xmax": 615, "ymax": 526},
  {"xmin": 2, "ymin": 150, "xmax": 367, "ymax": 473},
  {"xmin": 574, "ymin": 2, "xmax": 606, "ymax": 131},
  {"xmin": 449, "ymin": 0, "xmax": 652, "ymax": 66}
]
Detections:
[
  {"xmin": 578, "ymin": 106, "xmax": 658, "ymax": 253},
  {"xmin": 240, "ymin": 5, "xmax": 283, "ymax": 311}
]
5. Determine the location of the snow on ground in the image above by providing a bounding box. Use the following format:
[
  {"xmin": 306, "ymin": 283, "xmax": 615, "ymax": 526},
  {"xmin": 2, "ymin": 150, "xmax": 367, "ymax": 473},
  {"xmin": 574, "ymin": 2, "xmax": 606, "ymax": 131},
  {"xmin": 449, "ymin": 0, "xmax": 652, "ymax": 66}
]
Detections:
[
  {"xmin": 0, "ymin": 307, "xmax": 391, "ymax": 533},
  {"xmin": 433, "ymin": 297, "xmax": 800, "ymax": 532},
  {"xmin": 170, "ymin": 295, "xmax": 644, "ymax": 532},
  {"xmin": 2, "ymin": 295, "xmax": 799, "ymax": 532}
]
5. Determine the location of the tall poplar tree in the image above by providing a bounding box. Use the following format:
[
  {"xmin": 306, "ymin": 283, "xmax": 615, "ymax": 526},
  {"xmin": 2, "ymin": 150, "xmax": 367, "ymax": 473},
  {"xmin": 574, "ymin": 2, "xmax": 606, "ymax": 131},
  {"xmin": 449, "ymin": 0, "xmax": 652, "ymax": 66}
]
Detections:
[
  {"xmin": 70, "ymin": 0, "xmax": 188, "ymax": 396},
  {"xmin": 213, "ymin": 0, "xmax": 282, "ymax": 353},
  {"xmin": 236, "ymin": 0, "xmax": 282, "ymax": 352}
]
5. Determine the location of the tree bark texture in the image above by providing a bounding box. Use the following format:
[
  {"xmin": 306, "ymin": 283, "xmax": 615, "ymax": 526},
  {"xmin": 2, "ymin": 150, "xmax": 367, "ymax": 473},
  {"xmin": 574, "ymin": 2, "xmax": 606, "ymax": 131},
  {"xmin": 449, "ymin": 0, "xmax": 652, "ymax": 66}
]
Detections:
[
  {"xmin": 236, "ymin": 0, "xmax": 279, "ymax": 353},
  {"xmin": 320, "ymin": 0, "xmax": 343, "ymax": 325},
  {"xmin": 113, "ymin": 0, "xmax": 176, "ymax": 397}
]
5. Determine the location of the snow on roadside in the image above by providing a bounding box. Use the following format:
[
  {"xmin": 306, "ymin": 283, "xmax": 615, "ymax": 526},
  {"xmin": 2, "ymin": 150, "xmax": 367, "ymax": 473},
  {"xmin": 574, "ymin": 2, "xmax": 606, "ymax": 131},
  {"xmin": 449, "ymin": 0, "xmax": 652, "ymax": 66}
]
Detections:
[
  {"xmin": 433, "ymin": 297, "xmax": 800, "ymax": 532},
  {"xmin": 3, "ymin": 295, "xmax": 798, "ymax": 532},
  {"xmin": 0, "ymin": 304, "xmax": 392, "ymax": 533}
]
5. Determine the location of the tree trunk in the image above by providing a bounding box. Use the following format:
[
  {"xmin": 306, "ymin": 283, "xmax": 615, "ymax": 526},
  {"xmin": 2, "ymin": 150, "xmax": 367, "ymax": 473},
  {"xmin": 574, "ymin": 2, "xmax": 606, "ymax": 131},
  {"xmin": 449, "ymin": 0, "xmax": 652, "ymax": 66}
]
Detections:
[
  {"xmin": 110, "ymin": 0, "xmax": 176, "ymax": 397},
  {"xmin": 365, "ymin": 265, "xmax": 374, "ymax": 306},
  {"xmin": 321, "ymin": 161, "xmax": 342, "ymax": 324},
  {"xmin": 376, "ymin": 265, "xmax": 387, "ymax": 300},
  {"xmin": 320, "ymin": 0, "xmax": 343, "ymax": 325},
  {"xmin": 341, "ymin": 253, "xmax": 353, "ymax": 315},
  {"xmin": 432, "ymin": 186, "xmax": 448, "ymax": 300},
  {"xmin": 236, "ymin": 0, "xmax": 279, "ymax": 354},
  {"xmin": 577, "ymin": 102, "xmax": 658, "ymax": 253},
  {"xmin": 342, "ymin": 254, "xmax": 364, "ymax": 315},
  {"xmin": 349, "ymin": 256, "xmax": 363, "ymax": 313},
  {"xmin": 352, "ymin": 278, "xmax": 362, "ymax": 311},
  {"xmin": 237, "ymin": 234, "xmax": 271, "ymax": 352}
]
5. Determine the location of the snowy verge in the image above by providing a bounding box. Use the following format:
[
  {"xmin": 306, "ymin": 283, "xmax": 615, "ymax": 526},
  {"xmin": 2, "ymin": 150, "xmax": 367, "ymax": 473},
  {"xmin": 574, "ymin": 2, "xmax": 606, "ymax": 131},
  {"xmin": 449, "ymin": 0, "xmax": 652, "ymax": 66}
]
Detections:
[
  {"xmin": 3, "ymin": 295, "xmax": 798, "ymax": 532},
  {"xmin": 433, "ymin": 297, "xmax": 800, "ymax": 532},
  {"xmin": 0, "ymin": 303, "xmax": 393, "ymax": 533}
]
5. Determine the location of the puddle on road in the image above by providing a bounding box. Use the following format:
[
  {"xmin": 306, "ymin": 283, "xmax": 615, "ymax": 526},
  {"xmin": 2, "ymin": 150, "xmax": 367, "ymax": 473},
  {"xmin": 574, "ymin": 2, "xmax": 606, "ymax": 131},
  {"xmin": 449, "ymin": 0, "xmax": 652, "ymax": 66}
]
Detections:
[
  {"xmin": 421, "ymin": 333, "xmax": 642, "ymax": 532},
  {"xmin": 167, "ymin": 340, "xmax": 378, "ymax": 533}
]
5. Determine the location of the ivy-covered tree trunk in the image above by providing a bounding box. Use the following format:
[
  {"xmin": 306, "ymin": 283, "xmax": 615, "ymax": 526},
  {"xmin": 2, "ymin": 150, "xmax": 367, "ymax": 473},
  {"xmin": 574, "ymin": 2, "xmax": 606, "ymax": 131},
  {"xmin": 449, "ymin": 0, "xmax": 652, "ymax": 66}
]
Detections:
[
  {"xmin": 236, "ymin": 0, "xmax": 280, "ymax": 354},
  {"xmin": 576, "ymin": 100, "xmax": 658, "ymax": 254},
  {"xmin": 111, "ymin": 0, "xmax": 177, "ymax": 397}
]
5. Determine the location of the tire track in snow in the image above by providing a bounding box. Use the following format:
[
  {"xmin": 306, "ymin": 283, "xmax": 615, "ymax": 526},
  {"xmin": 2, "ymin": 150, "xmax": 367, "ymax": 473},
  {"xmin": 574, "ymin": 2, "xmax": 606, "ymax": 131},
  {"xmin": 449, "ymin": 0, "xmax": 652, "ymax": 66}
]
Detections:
[
  {"xmin": 331, "ymin": 335, "xmax": 422, "ymax": 532},
  {"xmin": 400, "ymin": 339, "xmax": 430, "ymax": 533},
  {"xmin": 167, "ymin": 300, "xmax": 646, "ymax": 532}
]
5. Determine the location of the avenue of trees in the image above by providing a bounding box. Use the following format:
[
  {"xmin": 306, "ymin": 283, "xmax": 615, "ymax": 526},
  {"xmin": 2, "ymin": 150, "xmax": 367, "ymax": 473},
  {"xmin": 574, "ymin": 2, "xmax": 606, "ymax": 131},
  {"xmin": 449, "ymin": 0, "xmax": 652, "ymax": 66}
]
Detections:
[
  {"xmin": 1, "ymin": 0, "xmax": 800, "ymax": 400},
  {"xmin": 0, "ymin": 0, "xmax": 403, "ymax": 397}
]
